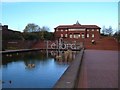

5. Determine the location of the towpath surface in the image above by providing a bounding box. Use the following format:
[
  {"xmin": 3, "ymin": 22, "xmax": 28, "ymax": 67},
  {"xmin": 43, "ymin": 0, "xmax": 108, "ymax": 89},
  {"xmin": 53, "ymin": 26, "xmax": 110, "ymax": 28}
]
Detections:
[{"xmin": 77, "ymin": 50, "xmax": 118, "ymax": 88}]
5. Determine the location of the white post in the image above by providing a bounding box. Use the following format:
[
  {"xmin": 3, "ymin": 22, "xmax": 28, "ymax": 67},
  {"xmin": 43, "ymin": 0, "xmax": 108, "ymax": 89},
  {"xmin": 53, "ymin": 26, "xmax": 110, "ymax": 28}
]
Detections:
[{"xmin": 46, "ymin": 40, "xmax": 48, "ymax": 50}]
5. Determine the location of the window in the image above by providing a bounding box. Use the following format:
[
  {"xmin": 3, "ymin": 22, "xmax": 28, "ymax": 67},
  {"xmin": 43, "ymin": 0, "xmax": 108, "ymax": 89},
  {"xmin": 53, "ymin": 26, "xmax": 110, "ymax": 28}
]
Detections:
[
  {"xmin": 70, "ymin": 34, "xmax": 72, "ymax": 38},
  {"xmin": 82, "ymin": 33, "xmax": 84, "ymax": 38},
  {"xmin": 87, "ymin": 29, "xmax": 89, "ymax": 31},
  {"xmin": 61, "ymin": 29, "xmax": 63, "ymax": 31},
  {"xmin": 65, "ymin": 34, "xmax": 68, "ymax": 37},
  {"xmin": 92, "ymin": 29, "xmax": 94, "ymax": 31},
  {"xmin": 78, "ymin": 35, "xmax": 80, "ymax": 38},
  {"xmin": 74, "ymin": 35, "xmax": 76, "ymax": 38},
  {"xmin": 73, "ymin": 34, "xmax": 80, "ymax": 39},
  {"xmin": 65, "ymin": 29, "xmax": 67, "ymax": 31},
  {"xmin": 56, "ymin": 29, "xmax": 58, "ymax": 31},
  {"xmin": 61, "ymin": 34, "xmax": 63, "ymax": 37},
  {"xmin": 87, "ymin": 34, "xmax": 89, "ymax": 38},
  {"xmin": 92, "ymin": 34, "xmax": 94, "ymax": 38},
  {"xmin": 97, "ymin": 29, "xmax": 99, "ymax": 31}
]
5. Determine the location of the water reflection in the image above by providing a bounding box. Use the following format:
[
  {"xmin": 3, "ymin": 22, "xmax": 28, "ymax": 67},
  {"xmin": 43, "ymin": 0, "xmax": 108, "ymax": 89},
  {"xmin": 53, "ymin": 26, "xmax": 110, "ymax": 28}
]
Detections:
[
  {"xmin": 25, "ymin": 64, "xmax": 35, "ymax": 69},
  {"xmin": 2, "ymin": 51, "xmax": 51, "ymax": 68},
  {"xmin": 1, "ymin": 50, "xmax": 78, "ymax": 88},
  {"xmin": 49, "ymin": 49, "xmax": 77, "ymax": 63},
  {"xmin": 2, "ymin": 50, "xmax": 77, "ymax": 69}
]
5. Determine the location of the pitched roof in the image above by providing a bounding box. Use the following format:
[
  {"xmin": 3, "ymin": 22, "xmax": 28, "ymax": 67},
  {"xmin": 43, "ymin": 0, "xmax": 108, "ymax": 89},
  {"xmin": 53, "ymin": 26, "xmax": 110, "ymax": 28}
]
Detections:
[
  {"xmin": 82, "ymin": 25, "xmax": 101, "ymax": 29},
  {"xmin": 55, "ymin": 23, "xmax": 101, "ymax": 29},
  {"xmin": 76, "ymin": 20, "xmax": 81, "ymax": 25}
]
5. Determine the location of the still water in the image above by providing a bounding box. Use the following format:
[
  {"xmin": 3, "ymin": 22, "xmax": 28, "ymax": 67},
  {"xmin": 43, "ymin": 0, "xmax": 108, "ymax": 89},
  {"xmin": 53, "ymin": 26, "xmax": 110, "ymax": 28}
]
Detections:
[{"xmin": 1, "ymin": 50, "xmax": 77, "ymax": 88}]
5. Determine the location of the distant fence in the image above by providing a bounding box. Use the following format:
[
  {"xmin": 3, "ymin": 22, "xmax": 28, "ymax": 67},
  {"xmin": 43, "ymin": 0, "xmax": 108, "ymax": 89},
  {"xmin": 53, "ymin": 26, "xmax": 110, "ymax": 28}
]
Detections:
[
  {"xmin": 2, "ymin": 40, "xmax": 37, "ymax": 50},
  {"xmin": 2, "ymin": 39, "xmax": 84, "ymax": 51}
]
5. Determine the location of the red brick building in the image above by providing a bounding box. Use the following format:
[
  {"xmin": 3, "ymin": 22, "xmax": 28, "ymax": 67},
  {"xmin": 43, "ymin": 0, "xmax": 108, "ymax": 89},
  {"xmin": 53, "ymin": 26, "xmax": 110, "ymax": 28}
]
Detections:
[{"xmin": 54, "ymin": 21, "xmax": 101, "ymax": 42}]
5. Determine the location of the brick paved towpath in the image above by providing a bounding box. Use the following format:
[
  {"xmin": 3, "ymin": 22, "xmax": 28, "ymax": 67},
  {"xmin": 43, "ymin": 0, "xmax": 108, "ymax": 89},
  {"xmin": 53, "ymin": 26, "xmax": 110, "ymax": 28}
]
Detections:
[{"xmin": 77, "ymin": 50, "xmax": 118, "ymax": 88}]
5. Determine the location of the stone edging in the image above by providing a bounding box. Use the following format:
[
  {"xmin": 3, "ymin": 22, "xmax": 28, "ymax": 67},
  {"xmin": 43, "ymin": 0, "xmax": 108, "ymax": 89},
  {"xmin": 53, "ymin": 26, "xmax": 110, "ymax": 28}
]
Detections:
[{"xmin": 53, "ymin": 48, "xmax": 84, "ymax": 88}]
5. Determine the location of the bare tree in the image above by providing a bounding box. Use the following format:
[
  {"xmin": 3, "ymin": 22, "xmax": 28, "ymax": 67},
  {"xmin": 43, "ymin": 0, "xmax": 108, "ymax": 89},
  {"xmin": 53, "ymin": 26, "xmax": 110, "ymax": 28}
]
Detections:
[
  {"xmin": 106, "ymin": 26, "xmax": 113, "ymax": 36},
  {"xmin": 102, "ymin": 26, "xmax": 113, "ymax": 36},
  {"xmin": 102, "ymin": 26, "xmax": 106, "ymax": 35}
]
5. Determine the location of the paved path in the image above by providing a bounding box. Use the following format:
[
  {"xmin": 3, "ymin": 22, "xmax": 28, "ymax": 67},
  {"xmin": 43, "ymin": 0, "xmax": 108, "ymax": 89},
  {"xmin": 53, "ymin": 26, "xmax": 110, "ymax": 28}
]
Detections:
[{"xmin": 77, "ymin": 50, "xmax": 118, "ymax": 88}]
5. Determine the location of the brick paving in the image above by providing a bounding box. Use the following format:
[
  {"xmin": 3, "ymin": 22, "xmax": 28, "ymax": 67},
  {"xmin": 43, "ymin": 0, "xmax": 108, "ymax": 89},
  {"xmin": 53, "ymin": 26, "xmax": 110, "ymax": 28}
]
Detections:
[{"xmin": 77, "ymin": 50, "xmax": 118, "ymax": 88}]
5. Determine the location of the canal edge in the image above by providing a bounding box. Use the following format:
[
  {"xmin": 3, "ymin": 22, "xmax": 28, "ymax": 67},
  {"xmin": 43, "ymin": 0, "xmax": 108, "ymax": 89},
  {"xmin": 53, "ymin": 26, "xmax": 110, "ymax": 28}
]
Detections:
[{"xmin": 53, "ymin": 48, "xmax": 84, "ymax": 89}]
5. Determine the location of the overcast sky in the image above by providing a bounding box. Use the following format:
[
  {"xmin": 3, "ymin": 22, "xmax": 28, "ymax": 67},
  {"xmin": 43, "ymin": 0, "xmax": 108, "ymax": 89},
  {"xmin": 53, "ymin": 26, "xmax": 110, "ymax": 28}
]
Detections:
[{"xmin": 1, "ymin": 1, "xmax": 119, "ymax": 32}]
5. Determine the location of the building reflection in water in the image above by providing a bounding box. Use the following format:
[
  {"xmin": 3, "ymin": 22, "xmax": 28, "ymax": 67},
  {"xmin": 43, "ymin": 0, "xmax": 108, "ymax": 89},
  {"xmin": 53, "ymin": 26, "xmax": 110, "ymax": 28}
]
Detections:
[
  {"xmin": 2, "ymin": 50, "xmax": 70, "ymax": 88},
  {"xmin": 50, "ymin": 49, "xmax": 77, "ymax": 63},
  {"xmin": 2, "ymin": 50, "xmax": 77, "ymax": 69}
]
